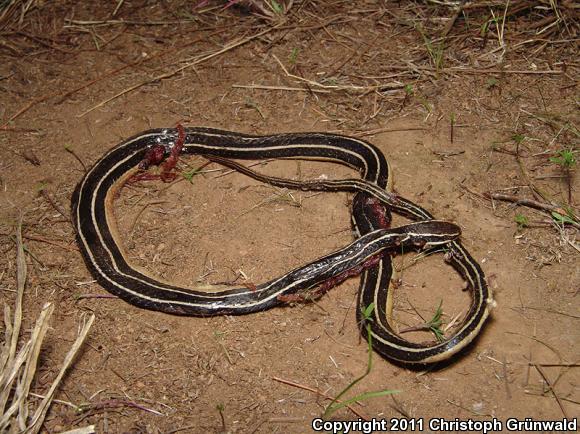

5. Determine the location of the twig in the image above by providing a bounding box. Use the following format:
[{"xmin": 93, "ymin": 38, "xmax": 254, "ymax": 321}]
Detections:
[
  {"xmin": 20, "ymin": 234, "xmax": 78, "ymax": 252},
  {"xmin": 27, "ymin": 393, "xmax": 80, "ymax": 410},
  {"xmin": 520, "ymin": 109, "xmax": 580, "ymax": 139},
  {"xmin": 433, "ymin": 150, "xmax": 464, "ymax": 157},
  {"xmin": 60, "ymin": 426, "xmax": 96, "ymax": 434},
  {"xmin": 531, "ymin": 364, "xmax": 569, "ymax": 418},
  {"xmin": 273, "ymin": 54, "xmax": 404, "ymax": 93},
  {"xmin": 524, "ymin": 391, "xmax": 580, "ymax": 406},
  {"xmin": 565, "ymin": 238, "xmax": 580, "ymax": 253},
  {"xmin": 76, "ymin": 294, "xmax": 118, "ymax": 300},
  {"xmin": 413, "ymin": 66, "xmax": 564, "ymax": 76},
  {"xmin": 112, "ymin": 0, "xmax": 125, "ymax": 17},
  {"xmin": 502, "ymin": 355, "xmax": 512, "ymax": 400},
  {"xmin": 356, "ymin": 127, "xmax": 427, "ymax": 137},
  {"xmin": 483, "ymin": 192, "xmax": 568, "ymax": 215},
  {"xmin": 55, "ymin": 29, "xmax": 226, "ymax": 107},
  {"xmin": 166, "ymin": 425, "xmax": 196, "ymax": 434},
  {"xmin": 506, "ymin": 332, "xmax": 564, "ymax": 365},
  {"xmin": 40, "ymin": 189, "xmax": 69, "ymax": 221},
  {"xmin": 129, "ymin": 201, "xmax": 169, "ymax": 236},
  {"xmin": 512, "ymin": 306, "xmax": 580, "ymax": 319},
  {"xmin": 268, "ymin": 417, "xmax": 304, "ymax": 423},
  {"xmin": 327, "ymin": 33, "xmax": 381, "ymax": 77},
  {"xmin": 514, "ymin": 140, "xmax": 550, "ymax": 203},
  {"xmin": 529, "ymin": 363, "xmax": 580, "ymax": 368},
  {"xmin": 484, "ymin": 192, "xmax": 579, "ymax": 228},
  {"xmin": 446, "ymin": 399, "xmax": 490, "ymax": 417},
  {"xmin": 64, "ymin": 18, "xmax": 199, "ymax": 26},
  {"xmin": 65, "ymin": 146, "xmax": 87, "ymax": 172},
  {"xmin": 78, "ymin": 25, "xmax": 282, "ymax": 117},
  {"xmin": 0, "ymin": 127, "xmax": 40, "ymax": 133},
  {"xmin": 441, "ymin": 3, "xmax": 465, "ymax": 37},
  {"xmin": 77, "ymin": 398, "xmax": 163, "ymax": 416},
  {"xmin": 0, "ymin": 92, "xmax": 59, "ymax": 129},
  {"xmin": 232, "ymin": 84, "xmax": 330, "ymax": 94},
  {"xmin": 271, "ymin": 377, "xmax": 369, "ymax": 420}
]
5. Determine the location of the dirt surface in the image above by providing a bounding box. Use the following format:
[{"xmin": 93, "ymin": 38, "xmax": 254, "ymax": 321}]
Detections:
[{"xmin": 0, "ymin": 1, "xmax": 578, "ymax": 433}]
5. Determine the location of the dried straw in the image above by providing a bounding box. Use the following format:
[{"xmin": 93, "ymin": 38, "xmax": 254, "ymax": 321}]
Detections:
[{"xmin": 0, "ymin": 218, "xmax": 95, "ymax": 433}]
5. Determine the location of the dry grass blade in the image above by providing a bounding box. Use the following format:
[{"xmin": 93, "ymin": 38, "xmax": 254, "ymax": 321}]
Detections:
[
  {"xmin": 27, "ymin": 314, "xmax": 95, "ymax": 434},
  {"xmin": 0, "ymin": 307, "xmax": 13, "ymax": 377},
  {"xmin": 273, "ymin": 54, "xmax": 404, "ymax": 93},
  {"xmin": 2, "ymin": 303, "xmax": 54, "ymax": 432},
  {"xmin": 0, "ymin": 341, "xmax": 31, "ymax": 423},
  {"xmin": 532, "ymin": 363, "xmax": 569, "ymax": 418},
  {"xmin": 0, "ymin": 341, "xmax": 32, "ymax": 431},
  {"xmin": 0, "ymin": 219, "xmax": 96, "ymax": 433},
  {"xmin": 60, "ymin": 427, "xmax": 96, "ymax": 434},
  {"xmin": 225, "ymin": 0, "xmax": 294, "ymax": 20},
  {"xmin": 272, "ymin": 376, "xmax": 369, "ymax": 420},
  {"xmin": 0, "ymin": 217, "xmax": 26, "ymax": 413},
  {"xmin": 12, "ymin": 215, "xmax": 25, "ymax": 361},
  {"xmin": 78, "ymin": 24, "xmax": 282, "ymax": 117},
  {"xmin": 0, "ymin": 0, "xmax": 41, "ymax": 30}
]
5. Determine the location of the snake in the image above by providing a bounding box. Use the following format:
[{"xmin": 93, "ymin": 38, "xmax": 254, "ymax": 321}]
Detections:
[{"xmin": 71, "ymin": 127, "xmax": 494, "ymax": 363}]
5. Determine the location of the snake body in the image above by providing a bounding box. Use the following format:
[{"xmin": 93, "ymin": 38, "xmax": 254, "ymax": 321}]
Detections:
[{"xmin": 72, "ymin": 127, "xmax": 494, "ymax": 363}]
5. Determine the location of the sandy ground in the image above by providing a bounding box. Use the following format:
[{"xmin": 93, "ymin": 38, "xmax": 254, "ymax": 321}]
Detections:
[{"xmin": 0, "ymin": 1, "xmax": 578, "ymax": 432}]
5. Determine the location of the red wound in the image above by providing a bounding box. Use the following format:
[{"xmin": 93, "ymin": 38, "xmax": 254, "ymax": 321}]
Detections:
[
  {"xmin": 365, "ymin": 196, "xmax": 391, "ymax": 229},
  {"xmin": 133, "ymin": 124, "xmax": 186, "ymax": 183},
  {"xmin": 138, "ymin": 144, "xmax": 166, "ymax": 170},
  {"xmin": 160, "ymin": 123, "xmax": 186, "ymax": 181}
]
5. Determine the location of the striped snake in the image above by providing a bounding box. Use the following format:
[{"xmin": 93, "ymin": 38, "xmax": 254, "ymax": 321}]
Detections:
[{"xmin": 71, "ymin": 127, "xmax": 494, "ymax": 363}]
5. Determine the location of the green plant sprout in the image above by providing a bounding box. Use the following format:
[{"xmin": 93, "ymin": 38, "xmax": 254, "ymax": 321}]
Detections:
[
  {"xmin": 323, "ymin": 304, "xmax": 399, "ymax": 419},
  {"xmin": 552, "ymin": 211, "xmax": 577, "ymax": 226},
  {"xmin": 414, "ymin": 23, "xmax": 444, "ymax": 74},
  {"xmin": 485, "ymin": 77, "xmax": 499, "ymax": 89},
  {"xmin": 421, "ymin": 33, "xmax": 444, "ymax": 72},
  {"xmin": 450, "ymin": 112, "xmax": 456, "ymax": 143},
  {"xmin": 216, "ymin": 403, "xmax": 226, "ymax": 432},
  {"xmin": 427, "ymin": 301, "xmax": 445, "ymax": 343},
  {"xmin": 549, "ymin": 148, "xmax": 576, "ymax": 169},
  {"xmin": 35, "ymin": 181, "xmax": 48, "ymax": 192},
  {"xmin": 182, "ymin": 166, "xmax": 202, "ymax": 183},
  {"xmin": 515, "ymin": 214, "xmax": 529, "ymax": 229},
  {"xmin": 270, "ymin": 0, "xmax": 282, "ymax": 14},
  {"xmin": 289, "ymin": 47, "xmax": 299, "ymax": 64},
  {"xmin": 550, "ymin": 148, "xmax": 577, "ymax": 205},
  {"xmin": 511, "ymin": 133, "xmax": 525, "ymax": 144},
  {"xmin": 244, "ymin": 97, "xmax": 265, "ymax": 119}
]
